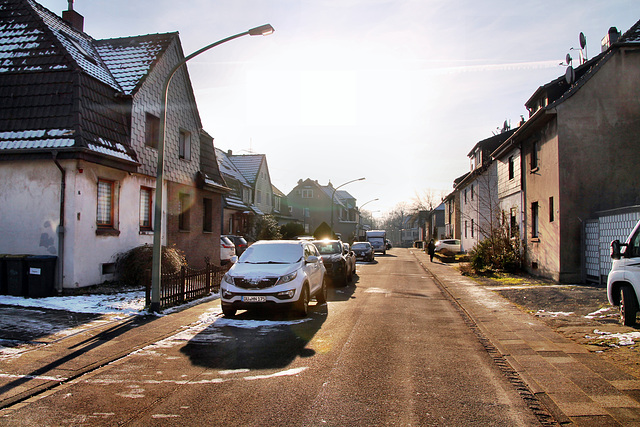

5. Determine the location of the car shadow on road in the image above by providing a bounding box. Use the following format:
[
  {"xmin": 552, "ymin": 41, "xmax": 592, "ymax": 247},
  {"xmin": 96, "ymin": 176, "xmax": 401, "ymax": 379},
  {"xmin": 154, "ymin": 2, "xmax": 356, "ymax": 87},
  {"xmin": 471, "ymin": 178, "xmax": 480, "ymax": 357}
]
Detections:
[{"xmin": 179, "ymin": 304, "xmax": 327, "ymax": 370}]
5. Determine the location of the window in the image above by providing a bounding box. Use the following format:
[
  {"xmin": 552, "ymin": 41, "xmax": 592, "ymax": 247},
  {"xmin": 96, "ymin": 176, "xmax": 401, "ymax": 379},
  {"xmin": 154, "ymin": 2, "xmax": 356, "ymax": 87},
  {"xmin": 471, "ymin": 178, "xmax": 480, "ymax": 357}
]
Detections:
[
  {"xmin": 464, "ymin": 220, "xmax": 468, "ymax": 238},
  {"xmin": 145, "ymin": 113, "xmax": 160, "ymax": 149},
  {"xmin": 531, "ymin": 141, "xmax": 539, "ymax": 170},
  {"xmin": 532, "ymin": 202, "xmax": 539, "ymax": 238},
  {"xmin": 549, "ymin": 197, "xmax": 554, "ymax": 222},
  {"xmin": 471, "ymin": 219, "xmax": 474, "ymax": 238},
  {"xmin": 274, "ymin": 196, "xmax": 281, "ymax": 212},
  {"xmin": 510, "ymin": 207, "xmax": 518, "ymax": 238},
  {"xmin": 97, "ymin": 179, "xmax": 115, "ymax": 228},
  {"xmin": 302, "ymin": 189, "xmax": 313, "ymax": 198},
  {"xmin": 471, "ymin": 184, "xmax": 474, "ymax": 201},
  {"xmin": 508, "ymin": 156, "xmax": 514, "ymax": 180},
  {"xmin": 203, "ymin": 198, "xmax": 213, "ymax": 232},
  {"xmin": 464, "ymin": 189, "xmax": 467, "ymax": 203},
  {"xmin": 257, "ymin": 190, "xmax": 262, "ymax": 204},
  {"xmin": 304, "ymin": 208, "xmax": 310, "ymax": 218},
  {"xmin": 228, "ymin": 218, "xmax": 233, "ymax": 234},
  {"xmin": 629, "ymin": 229, "xmax": 640, "ymax": 258},
  {"xmin": 139, "ymin": 187, "xmax": 152, "ymax": 230},
  {"xmin": 179, "ymin": 129, "xmax": 191, "ymax": 160},
  {"xmin": 179, "ymin": 193, "xmax": 191, "ymax": 231}
]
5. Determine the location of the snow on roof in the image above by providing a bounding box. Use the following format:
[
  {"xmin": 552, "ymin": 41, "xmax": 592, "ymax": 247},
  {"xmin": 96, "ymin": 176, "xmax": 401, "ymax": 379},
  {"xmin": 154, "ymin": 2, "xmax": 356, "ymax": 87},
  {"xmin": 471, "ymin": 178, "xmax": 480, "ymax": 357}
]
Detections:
[
  {"xmin": 28, "ymin": 0, "xmax": 121, "ymax": 91},
  {"xmin": 96, "ymin": 33, "xmax": 175, "ymax": 95},
  {"xmin": 0, "ymin": 129, "xmax": 74, "ymax": 150},
  {"xmin": 215, "ymin": 148, "xmax": 251, "ymax": 186}
]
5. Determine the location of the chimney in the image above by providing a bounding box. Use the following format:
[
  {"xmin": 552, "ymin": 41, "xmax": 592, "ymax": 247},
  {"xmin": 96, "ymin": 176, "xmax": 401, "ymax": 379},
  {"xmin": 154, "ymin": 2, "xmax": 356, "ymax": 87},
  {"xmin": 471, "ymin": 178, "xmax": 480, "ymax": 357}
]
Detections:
[
  {"xmin": 62, "ymin": 0, "xmax": 84, "ymax": 32},
  {"xmin": 601, "ymin": 27, "xmax": 621, "ymax": 52},
  {"xmin": 227, "ymin": 149, "xmax": 233, "ymax": 156}
]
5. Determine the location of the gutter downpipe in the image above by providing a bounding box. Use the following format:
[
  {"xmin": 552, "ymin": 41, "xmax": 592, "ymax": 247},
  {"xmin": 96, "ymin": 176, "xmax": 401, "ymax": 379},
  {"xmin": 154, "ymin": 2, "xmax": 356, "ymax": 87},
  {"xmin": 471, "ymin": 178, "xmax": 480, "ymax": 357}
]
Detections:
[{"xmin": 52, "ymin": 151, "xmax": 65, "ymax": 294}]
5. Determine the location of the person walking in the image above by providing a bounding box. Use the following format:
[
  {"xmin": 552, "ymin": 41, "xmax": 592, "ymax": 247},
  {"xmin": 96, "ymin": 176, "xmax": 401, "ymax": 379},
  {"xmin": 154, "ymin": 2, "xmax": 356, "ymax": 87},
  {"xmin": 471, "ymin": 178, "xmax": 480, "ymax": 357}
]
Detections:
[{"xmin": 427, "ymin": 239, "xmax": 436, "ymax": 262}]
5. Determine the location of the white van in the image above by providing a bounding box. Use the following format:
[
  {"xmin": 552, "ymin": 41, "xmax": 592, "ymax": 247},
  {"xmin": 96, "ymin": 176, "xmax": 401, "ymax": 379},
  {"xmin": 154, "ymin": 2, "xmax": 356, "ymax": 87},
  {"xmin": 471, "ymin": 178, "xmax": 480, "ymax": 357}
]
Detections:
[{"xmin": 607, "ymin": 219, "xmax": 640, "ymax": 325}]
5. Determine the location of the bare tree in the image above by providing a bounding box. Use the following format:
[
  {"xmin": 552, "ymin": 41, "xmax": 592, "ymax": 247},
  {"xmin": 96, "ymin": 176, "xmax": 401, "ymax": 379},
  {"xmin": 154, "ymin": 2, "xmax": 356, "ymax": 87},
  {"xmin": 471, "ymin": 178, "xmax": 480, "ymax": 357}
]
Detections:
[{"xmin": 411, "ymin": 189, "xmax": 446, "ymax": 212}]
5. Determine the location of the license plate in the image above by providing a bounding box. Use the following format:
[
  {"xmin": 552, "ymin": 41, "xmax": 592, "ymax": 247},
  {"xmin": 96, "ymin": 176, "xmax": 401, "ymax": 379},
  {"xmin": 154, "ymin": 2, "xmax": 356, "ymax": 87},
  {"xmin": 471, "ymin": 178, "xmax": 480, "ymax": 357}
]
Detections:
[{"xmin": 242, "ymin": 295, "xmax": 267, "ymax": 302}]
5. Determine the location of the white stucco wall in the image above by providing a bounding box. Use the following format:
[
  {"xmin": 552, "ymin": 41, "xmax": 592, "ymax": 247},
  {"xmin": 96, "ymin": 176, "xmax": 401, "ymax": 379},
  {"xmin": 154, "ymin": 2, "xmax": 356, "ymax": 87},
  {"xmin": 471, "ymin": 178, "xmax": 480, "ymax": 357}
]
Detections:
[
  {"xmin": 64, "ymin": 161, "xmax": 156, "ymax": 288},
  {"xmin": 0, "ymin": 160, "xmax": 62, "ymax": 257}
]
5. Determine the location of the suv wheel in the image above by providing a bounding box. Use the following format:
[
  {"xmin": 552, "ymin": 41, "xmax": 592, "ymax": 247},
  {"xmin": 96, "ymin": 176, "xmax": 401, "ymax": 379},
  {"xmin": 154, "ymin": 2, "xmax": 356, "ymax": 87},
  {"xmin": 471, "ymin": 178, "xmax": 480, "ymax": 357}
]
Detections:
[
  {"xmin": 294, "ymin": 285, "xmax": 310, "ymax": 317},
  {"xmin": 620, "ymin": 286, "xmax": 638, "ymax": 326},
  {"xmin": 222, "ymin": 303, "xmax": 236, "ymax": 318}
]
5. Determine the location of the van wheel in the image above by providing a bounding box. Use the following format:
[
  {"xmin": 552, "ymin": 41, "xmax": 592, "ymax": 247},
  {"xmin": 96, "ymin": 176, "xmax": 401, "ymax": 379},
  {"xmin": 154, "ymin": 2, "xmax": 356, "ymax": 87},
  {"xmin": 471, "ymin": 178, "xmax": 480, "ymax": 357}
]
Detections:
[{"xmin": 620, "ymin": 286, "xmax": 638, "ymax": 326}]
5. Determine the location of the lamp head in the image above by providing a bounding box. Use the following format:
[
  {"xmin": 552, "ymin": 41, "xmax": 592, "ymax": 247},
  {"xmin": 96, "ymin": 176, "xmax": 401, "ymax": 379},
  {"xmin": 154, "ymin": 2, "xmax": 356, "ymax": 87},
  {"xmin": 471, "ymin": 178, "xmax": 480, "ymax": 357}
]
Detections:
[{"xmin": 249, "ymin": 24, "xmax": 275, "ymax": 36}]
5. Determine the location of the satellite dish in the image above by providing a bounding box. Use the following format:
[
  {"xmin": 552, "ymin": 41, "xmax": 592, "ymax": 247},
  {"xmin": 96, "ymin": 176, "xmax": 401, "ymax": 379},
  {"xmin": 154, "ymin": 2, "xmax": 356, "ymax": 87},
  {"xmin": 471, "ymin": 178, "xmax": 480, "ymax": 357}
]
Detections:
[
  {"xmin": 565, "ymin": 53, "xmax": 572, "ymax": 65},
  {"xmin": 579, "ymin": 32, "xmax": 587, "ymax": 49},
  {"xmin": 565, "ymin": 66, "xmax": 575, "ymax": 84}
]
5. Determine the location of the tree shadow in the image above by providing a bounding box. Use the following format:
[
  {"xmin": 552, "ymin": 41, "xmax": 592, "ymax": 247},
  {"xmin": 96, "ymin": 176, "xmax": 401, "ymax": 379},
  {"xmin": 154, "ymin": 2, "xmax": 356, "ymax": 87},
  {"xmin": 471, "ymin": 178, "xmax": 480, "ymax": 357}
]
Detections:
[{"xmin": 179, "ymin": 303, "xmax": 327, "ymax": 370}]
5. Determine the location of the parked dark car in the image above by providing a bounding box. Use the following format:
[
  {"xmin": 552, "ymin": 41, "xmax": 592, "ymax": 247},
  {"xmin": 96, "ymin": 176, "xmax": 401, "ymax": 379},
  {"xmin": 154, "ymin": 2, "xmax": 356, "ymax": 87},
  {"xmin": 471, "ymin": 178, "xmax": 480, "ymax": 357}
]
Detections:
[
  {"xmin": 223, "ymin": 235, "xmax": 249, "ymax": 256},
  {"xmin": 352, "ymin": 241, "xmax": 374, "ymax": 262},
  {"xmin": 312, "ymin": 239, "xmax": 354, "ymax": 286}
]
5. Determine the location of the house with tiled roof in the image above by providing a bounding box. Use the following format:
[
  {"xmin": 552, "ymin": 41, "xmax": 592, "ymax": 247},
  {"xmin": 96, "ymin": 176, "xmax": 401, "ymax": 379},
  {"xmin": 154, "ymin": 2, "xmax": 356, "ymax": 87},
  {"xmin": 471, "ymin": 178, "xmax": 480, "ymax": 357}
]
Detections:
[
  {"xmin": 215, "ymin": 148, "xmax": 267, "ymax": 237},
  {"xmin": 227, "ymin": 153, "xmax": 274, "ymax": 216},
  {"xmin": 0, "ymin": 0, "xmax": 228, "ymax": 291},
  {"xmin": 287, "ymin": 179, "xmax": 360, "ymax": 242},
  {"xmin": 491, "ymin": 20, "xmax": 640, "ymax": 282}
]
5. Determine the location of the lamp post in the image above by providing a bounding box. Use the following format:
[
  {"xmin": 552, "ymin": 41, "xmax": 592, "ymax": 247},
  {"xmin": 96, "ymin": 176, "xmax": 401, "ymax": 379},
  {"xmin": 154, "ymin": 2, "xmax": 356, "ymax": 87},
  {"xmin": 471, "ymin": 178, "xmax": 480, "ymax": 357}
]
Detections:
[
  {"xmin": 330, "ymin": 177, "xmax": 365, "ymax": 235},
  {"xmin": 150, "ymin": 24, "xmax": 274, "ymax": 313},
  {"xmin": 357, "ymin": 198, "xmax": 378, "ymax": 240}
]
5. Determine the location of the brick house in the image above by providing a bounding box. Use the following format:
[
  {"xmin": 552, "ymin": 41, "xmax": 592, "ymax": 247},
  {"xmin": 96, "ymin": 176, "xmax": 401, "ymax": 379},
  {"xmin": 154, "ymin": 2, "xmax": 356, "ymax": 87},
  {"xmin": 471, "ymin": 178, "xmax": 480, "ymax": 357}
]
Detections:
[{"xmin": 0, "ymin": 0, "xmax": 227, "ymax": 290}]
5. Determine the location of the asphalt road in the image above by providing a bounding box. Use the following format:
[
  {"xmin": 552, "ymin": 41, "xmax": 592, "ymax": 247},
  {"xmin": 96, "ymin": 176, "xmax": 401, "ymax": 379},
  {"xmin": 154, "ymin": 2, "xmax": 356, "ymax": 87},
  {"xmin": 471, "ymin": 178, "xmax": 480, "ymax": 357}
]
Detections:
[{"xmin": 0, "ymin": 249, "xmax": 541, "ymax": 426}]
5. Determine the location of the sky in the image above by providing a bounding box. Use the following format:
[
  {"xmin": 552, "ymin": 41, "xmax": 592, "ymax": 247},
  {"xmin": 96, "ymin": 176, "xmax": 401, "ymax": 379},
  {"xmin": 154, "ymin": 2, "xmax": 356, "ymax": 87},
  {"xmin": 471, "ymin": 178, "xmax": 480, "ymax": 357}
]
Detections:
[{"xmin": 36, "ymin": 0, "xmax": 640, "ymax": 217}]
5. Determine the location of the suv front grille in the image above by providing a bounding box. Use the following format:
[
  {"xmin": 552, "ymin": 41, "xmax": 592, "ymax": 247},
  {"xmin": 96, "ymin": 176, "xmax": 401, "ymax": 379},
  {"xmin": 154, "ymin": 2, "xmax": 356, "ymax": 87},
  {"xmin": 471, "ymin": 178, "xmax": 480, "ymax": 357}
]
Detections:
[{"xmin": 234, "ymin": 277, "xmax": 278, "ymax": 289}]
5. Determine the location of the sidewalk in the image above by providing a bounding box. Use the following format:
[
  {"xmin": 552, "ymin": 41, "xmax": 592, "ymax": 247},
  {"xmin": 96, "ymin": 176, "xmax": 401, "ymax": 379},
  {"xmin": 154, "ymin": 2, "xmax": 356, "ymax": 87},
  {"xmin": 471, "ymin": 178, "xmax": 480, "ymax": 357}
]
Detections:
[
  {"xmin": 411, "ymin": 248, "xmax": 640, "ymax": 426},
  {"xmin": 0, "ymin": 298, "xmax": 220, "ymax": 410}
]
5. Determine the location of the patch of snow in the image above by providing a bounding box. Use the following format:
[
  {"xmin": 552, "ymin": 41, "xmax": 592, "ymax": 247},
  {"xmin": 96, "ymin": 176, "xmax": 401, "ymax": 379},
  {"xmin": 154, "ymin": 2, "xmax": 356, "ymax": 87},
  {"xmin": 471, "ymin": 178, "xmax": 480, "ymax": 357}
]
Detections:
[
  {"xmin": 0, "ymin": 292, "xmax": 146, "ymax": 315},
  {"xmin": 585, "ymin": 329, "xmax": 640, "ymax": 346},
  {"xmin": 584, "ymin": 307, "xmax": 616, "ymax": 319},
  {"xmin": 535, "ymin": 310, "xmax": 574, "ymax": 318}
]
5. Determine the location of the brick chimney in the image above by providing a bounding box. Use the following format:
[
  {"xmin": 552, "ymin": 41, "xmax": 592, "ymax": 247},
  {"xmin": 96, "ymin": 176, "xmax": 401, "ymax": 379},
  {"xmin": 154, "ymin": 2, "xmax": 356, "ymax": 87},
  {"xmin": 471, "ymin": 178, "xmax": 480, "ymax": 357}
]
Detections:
[{"xmin": 62, "ymin": 0, "xmax": 84, "ymax": 32}]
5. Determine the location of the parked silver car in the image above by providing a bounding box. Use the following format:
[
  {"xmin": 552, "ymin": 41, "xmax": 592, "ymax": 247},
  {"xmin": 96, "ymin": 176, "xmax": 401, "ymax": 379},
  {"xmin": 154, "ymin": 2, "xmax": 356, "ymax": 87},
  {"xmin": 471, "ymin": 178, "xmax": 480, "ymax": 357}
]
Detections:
[{"xmin": 220, "ymin": 240, "xmax": 327, "ymax": 317}]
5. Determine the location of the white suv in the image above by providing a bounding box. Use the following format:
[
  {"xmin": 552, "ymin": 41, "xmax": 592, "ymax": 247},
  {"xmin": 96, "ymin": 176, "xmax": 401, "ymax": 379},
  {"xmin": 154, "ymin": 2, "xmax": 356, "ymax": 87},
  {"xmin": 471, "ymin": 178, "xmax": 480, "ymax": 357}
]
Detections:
[
  {"xmin": 608, "ymin": 219, "xmax": 640, "ymax": 325},
  {"xmin": 220, "ymin": 240, "xmax": 327, "ymax": 317}
]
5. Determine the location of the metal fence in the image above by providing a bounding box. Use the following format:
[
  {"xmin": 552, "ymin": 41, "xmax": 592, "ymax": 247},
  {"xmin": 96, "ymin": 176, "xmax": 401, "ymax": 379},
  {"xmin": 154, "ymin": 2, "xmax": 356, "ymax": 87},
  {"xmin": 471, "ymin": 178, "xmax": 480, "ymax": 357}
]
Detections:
[
  {"xmin": 145, "ymin": 262, "xmax": 231, "ymax": 310},
  {"xmin": 584, "ymin": 205, "xmax": 640, "ymax": 284}
]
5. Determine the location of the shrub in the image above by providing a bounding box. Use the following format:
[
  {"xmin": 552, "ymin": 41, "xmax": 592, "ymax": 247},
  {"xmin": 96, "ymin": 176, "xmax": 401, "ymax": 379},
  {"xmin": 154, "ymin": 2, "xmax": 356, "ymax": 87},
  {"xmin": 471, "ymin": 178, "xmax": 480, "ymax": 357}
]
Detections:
[
  {"xmin": 253, "ymin": 215, "xmax": 282, "ymax": 240},
  {"xmin": 469, "ymin": 230, "xmax": 522, "ymax": 274},
  {"xmin": 280, "ymin": 222, "xmax": 305, "ymax": 240},
  {"xmin": 115, "ymin": 244, "xmax": 186, "ymax": 287}
]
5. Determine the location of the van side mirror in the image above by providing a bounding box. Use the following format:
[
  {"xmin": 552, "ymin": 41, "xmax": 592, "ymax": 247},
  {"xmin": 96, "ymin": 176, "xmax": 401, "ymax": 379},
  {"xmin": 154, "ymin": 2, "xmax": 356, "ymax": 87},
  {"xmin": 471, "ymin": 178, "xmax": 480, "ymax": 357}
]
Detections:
[
  {"xmin": 306, "ymin": 255, "xmax": 319, "ymax": 264},
  {"xmin": 611, "ymin": 240, "xmax": 621, "ymax": 260}
]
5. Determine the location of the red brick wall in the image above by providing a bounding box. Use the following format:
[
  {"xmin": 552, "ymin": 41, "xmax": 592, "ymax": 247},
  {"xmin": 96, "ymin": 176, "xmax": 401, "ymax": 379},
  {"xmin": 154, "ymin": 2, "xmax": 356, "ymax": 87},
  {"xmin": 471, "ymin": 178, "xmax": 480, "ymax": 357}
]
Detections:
[{"xmin": 166, "ymin": 181, "xmax": 223, "ymax": 267}]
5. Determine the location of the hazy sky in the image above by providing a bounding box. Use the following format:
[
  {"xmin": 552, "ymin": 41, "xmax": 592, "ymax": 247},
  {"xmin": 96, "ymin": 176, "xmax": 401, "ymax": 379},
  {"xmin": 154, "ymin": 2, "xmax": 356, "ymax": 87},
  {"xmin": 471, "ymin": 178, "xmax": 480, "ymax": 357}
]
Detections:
[{"xmin": 39, "ymin": 0, "xmax": 640, "ymax": 216}]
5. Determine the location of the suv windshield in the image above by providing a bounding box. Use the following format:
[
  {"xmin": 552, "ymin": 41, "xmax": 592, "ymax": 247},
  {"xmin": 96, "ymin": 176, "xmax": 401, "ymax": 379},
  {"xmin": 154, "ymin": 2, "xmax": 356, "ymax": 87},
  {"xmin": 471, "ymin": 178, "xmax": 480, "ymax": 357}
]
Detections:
[
  {"xmin": 313, "ymin": 241, "xmax": 342, "ymax": 255},
  {"xmin": 239, "ymin": 243, "xmax": 302, "ymax": 264}
]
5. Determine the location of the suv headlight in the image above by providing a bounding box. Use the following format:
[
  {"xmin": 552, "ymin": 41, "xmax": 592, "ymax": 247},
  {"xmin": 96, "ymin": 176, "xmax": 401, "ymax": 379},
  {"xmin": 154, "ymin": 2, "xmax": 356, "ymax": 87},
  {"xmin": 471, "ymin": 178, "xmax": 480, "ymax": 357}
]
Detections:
[
  {"xmin": 222, "ymin": 273, "xmax": 234, "ymax": 285},
  {"xmin": 277, "ymin": 271, "xmax": 298, "ymax": 285}
]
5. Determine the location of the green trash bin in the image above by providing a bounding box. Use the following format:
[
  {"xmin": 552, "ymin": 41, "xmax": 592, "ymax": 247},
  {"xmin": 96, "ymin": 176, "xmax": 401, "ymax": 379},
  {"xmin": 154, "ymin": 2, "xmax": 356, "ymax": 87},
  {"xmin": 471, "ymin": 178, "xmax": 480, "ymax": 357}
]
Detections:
[
  {"xmin": 6, "ymin": 255, "xmax": 28, "ymax": 296},
  {"xmin": 26, "ymin": 255, "xmax": 57, "ymax": 298}
]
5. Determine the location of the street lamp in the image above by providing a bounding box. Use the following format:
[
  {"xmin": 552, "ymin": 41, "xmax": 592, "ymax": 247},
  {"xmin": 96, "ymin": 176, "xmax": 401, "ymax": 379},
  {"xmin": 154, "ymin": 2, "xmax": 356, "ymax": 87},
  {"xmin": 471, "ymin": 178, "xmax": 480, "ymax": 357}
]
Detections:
[
  {"xmin": 330, "ymin": 177, "xmax": 365, "ymax": 234},
  {"xmin": 357, "ymin": 198, "xmax": 378, "ymax": 240},
  {"xmin": 150, "ymin": 24, "xmax": 274, "ymax": 313}
]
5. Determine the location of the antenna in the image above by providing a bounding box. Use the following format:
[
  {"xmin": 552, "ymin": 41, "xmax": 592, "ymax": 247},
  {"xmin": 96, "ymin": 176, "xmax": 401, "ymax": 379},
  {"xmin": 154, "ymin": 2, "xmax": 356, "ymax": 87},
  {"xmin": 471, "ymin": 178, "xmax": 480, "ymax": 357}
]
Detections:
[
  {"xmin": 579, "ymin": 32, "xmax": 587, "ymax": 63},
  {"xmin": 565, "ymin": 65, "xmax": 575, "ymax": 85}
]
